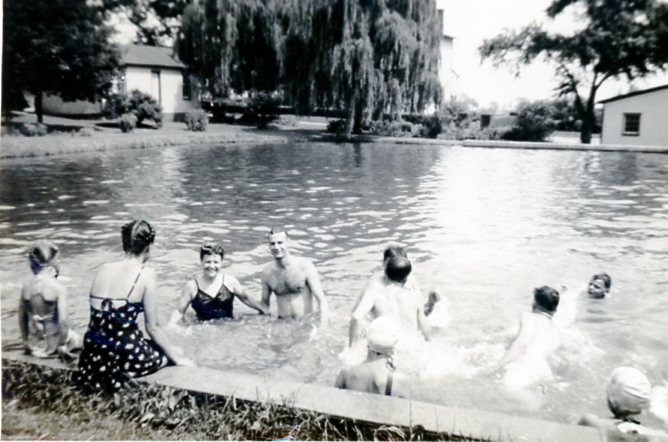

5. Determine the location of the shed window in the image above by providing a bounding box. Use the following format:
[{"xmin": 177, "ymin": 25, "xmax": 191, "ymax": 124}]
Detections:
[{"xmin": 623, "ymin": 113, "xmax": 641, "ymax": 135}]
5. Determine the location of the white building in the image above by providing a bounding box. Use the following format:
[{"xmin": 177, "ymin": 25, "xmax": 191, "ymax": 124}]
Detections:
[
  {"xmin": 600, "ymin": 84, "xmax": 668, "ymax": 147},
  {"xmin": 116, "ymin": 45, "xmax": 196, "ymax": 121},
  {"xmin": 42, "ymin": 44, "xmax": 196, "ymax": 121}
]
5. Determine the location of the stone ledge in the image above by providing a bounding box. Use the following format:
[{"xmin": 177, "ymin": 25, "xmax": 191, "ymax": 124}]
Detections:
[
  {"xmin": 1, "ymin": 350, "xmax": 629, "ymax": 441},
  {"xmin": 462, "ymin": 139, "xmax": 668, "ymax": 153}
]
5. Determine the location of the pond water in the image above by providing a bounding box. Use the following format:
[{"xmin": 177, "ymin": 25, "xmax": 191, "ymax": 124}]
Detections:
[{"xmin": 1, "ymin": 141, "xmax": 667, "ymax": 426}]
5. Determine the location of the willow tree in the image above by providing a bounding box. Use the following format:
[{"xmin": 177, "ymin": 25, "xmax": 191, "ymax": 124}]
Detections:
[
  {"xmin": 282, "ymin": 0, "xmax": 442, "ymax": 137},
  {"xmin": 176, "ymin": 0, "xmax": 282, "ymax": 99},
  {"xmin": 480, "ymin": 0, "xmax": 668, "ymax": 144},
  {"xmin": 178, "ymin": 0, "xmax": 442, "ymax": 137}
]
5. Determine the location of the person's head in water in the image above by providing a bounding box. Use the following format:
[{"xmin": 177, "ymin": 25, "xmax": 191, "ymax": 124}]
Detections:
[
  {"xmin": 606, "ymin": 367, "xmax": 652, "ymax": 420},
  {"xmin": 383, "ymin": 243, "xmax": 407, "ymax": 265},
  {"xmin": 366, "ymin": 316, "xmax": 401, "ymax": 357},
  {"xmin": 267, "ymin": 228, "xmax": 289, "ymax": 260},
  {"xmin": 532, "ymin": 286, "xmax": 560, "ymax": 316},
  {"xmin": 121, "ymin": 220, "xmax": 155, "ymax": 259},
  {"xmin": 200, "ymin": 244, "xmax": 224, "ymax": 278},
  {"xmin": 588, "ymin": 273, "xmax": 611, "ymax": 298},
  {"xmin": 385, "ymin": 256, "xmax": 412, "ymax": 284},
  {"xmin": 28, "ymin": 240, "xmax": 60, "ymax": 276}
]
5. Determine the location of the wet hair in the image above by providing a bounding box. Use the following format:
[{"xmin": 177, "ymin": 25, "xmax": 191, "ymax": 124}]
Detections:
[
  {"xmin": 533, "ymin": 286, "xmax": 560, "ymax": 314},
  {"xmin": 28, "ymin": 241, "xmax": 59, "ymax": 275},
  {"xmin": 121, "ymin": 220, "xmax": 155, "ymax": 255},
  {"xmin": 383, "ymin": 244, "xmax": 408, "ymax": 262},
  {"xmin": 385, "ymin": 256, "xmax": 412, "ymax": 283},
  {"xmin": 267, "ymin": 228, "xmax": 288, "ymax": 240},
  {"xmin": 591, "ymin": 273, "xmax": 612, "ymax": 290},
  {"xmin": 200, "ymin": 243, "xmax": 224, "ymax": 260}
]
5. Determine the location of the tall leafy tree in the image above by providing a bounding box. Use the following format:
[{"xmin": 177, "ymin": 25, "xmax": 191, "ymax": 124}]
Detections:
[
  {"xmin": 2, "ymin": 0, "xmax": 121, "ymax": 122},
  {"xmin": 479, "ymin": 0, "xmax": 668, "ymax": 143}
]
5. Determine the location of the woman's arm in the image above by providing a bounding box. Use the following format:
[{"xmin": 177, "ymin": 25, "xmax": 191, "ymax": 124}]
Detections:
[
  {"xmin": 234, "ymin": 283, "xmax": 268, "ymax": 315},
  {"xmin": 173, "ymin": 280, "xmax": 197, "ymax": 324},
  {"xmin": 143, "ymin": 268, "xmax": 193, "ymax": 365},
  {"xmin": 55, "ymin": 284, "xmax": 70, "ymax": 346}
]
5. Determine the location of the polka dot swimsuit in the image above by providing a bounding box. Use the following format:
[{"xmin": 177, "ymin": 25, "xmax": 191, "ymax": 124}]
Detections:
[{"xmin": 73, "ymin": 266, "xmax": 167, "ymax": 393}]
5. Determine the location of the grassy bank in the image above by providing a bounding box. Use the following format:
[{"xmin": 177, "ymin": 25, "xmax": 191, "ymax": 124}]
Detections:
[
  {"xmin": 1, "ymin": 360, "xmax": 477, "ymax": 441},
  {"xmin": 0, "ymin": 126, "xmax": 288, "ymax": 159}
]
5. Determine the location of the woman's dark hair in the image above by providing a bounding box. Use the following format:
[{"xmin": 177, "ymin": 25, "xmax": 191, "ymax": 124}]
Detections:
[
  {"xmin": 121, "ymin": 220, "xmax": 155, "ymax": 255},
  {"xmin": 383, "ymin": 244, "xmax": 407, "ymax": 262},
  {"xmin": 385, "ymin": 256, "xmax": 412, "ymax": 283},
  {"xmin": 28, "ymin": 241, "xmax": 59, "ymax": 274},
  {"xmin": 200, "ymin": 244, "xmax": 224, "ymax": 260},
  {"xmin": 592, "ymin": 273, "xmax": 612, "ymax": 290},
  {"xmin": 534, "ymin": 286, "xmax": 560, "ymax": 314}
]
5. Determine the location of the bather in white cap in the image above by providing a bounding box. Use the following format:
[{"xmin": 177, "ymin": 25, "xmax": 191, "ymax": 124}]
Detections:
[
  {"xmin": 367, "ymin": 316, "xmax": 401, "ymax": 355},
  {"xmin": 607, "ymin": 366, "xmax": 652, "ymax": 417}
]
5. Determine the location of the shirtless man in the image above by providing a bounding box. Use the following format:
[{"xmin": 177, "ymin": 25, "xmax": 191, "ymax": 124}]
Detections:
[
  {"xmin": 348, "ymin": 254, "xmax": 431, "ymax": 348},
  {"xmin": 260, "ymin": 229, "xmax": 328, "ymax": 323}
]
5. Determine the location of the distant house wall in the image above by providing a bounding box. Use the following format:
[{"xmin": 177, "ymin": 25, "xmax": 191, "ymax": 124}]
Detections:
[
  {"xmin": 439, "ymin": 36, "xmax": 456, "ymax": 100},
  {"xmin": 124, "ymin": 67, "xmax": 196, "ymax": 121},
  {"xmin": 42, "ymin": 94, "xmax": 103, "ymax": 117},
  {"xmin": 601, "ymin": 88, "xmax": 668, "ymax": 146}
]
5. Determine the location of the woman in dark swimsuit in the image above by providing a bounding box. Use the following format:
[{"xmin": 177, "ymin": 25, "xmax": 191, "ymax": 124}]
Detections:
[
  {"xmin": 74, "ymin": 220, "xmax": 193, "ymax": 394},
  {"xmin": 174, "ymin": 244, "xmax": 267, "ymax": 324}
]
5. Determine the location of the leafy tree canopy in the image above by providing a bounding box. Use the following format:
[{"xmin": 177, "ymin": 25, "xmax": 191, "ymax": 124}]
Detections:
[
  {"xmin": 2, "ymin": 0, "xmax": 121, "ymax": 122},
  {"xmin": 479, "ymin": 0, "xmax": 668, "ymax": 143},
  {"xmin": 177, "ymin": 0, "xmax": 443, "ymax": 137}
]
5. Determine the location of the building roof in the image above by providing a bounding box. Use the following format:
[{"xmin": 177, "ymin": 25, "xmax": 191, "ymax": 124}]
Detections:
[
  {"xmin": 599, "ymin": 84, "xmax": 668, "ymax": 104},
  {"xmin": 121, "ymin": 44, "xmax": 185, "ymax": 69}
]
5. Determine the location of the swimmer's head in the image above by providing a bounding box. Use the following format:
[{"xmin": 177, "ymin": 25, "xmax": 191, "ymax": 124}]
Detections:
[
  {"xmin": 200, "ymin": 243, "xmax": 224, "ymax": 261},
  {"xmin": 367, "ymin": 316, "xmax": 401, "ymax": 356},
  {"xmin": 383, "ymin": 243, "xmax": 407, "ymax": 264},
  {"xmin": 267, "ymin": 228, "xmax": 289, "ymax": 259},
  {"xmin": 588, "ymin": 273, "xmax": 611, "ymax": 298},
  {"xmin": 606, "ymin": 367, "xmax": 652, "ymax": 419},
  {"xmin": 121, "ymin": 219, "xmax": 155, "ymax": 257},
  {"xmin": 28, "ymin": 240, "xmax": 60, "ymax": 275},
  {"xmin": 385, "ymin": 255, "xmax": 412, "ymax": 284},
  {"xmin": 533, "ymin": 286, "xmax": 559, "ymax": 315}
]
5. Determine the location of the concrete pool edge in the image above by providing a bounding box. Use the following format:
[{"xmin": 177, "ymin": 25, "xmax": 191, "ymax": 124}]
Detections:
[{"xmin": 2, "ymin": 351, "xmax": 624, "ymax": 442}]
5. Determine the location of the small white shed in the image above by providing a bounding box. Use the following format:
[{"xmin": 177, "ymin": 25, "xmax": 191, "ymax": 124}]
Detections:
[{"xmin": 600, "ymin": 84, "xmax": 668, "ymax": 147}]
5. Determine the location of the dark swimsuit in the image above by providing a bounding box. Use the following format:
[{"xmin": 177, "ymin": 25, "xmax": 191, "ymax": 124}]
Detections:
[
  {"xmin": 73, "ymin": 266, "xmax": 168, "ymax": 394},
  {"xmin": 189, "ymin": 276, "xmax": 234, "ymax": 320}
]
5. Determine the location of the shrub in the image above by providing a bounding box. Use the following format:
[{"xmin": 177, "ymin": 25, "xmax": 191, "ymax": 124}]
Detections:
[
  {"xmin": 369, "ymin": 119, "xmax": 422, "ymax": 137},
  {"xmin": 326, "ymin": 119, "xmax": 347, "ymax": 134},
  {"xmin": 243, "ymin": 91, "xmax": 281, "ymax": 128},
  {"xmin": 184, "ymin": 109, "xmax": 209, "ymax": 131},
  {"xmin": 17, "ymin": 122, "xmax": 48, "ymax": 137},
  {"xmin": 119, "ymin": 112, "xmax": 137, "ymax": 133},
  {"xmin": 105, "ymin": 90, "xmax": 162, "ymax": 128},
  {"xmin": 503, "ymin": 100, "xmax": 556, "ymax": 141}
]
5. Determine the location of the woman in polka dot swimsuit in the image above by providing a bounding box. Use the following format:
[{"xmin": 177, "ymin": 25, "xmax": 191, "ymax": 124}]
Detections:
[{"xmin": 73, "ymin": 220, "xmax": 193, "ymax": 393}]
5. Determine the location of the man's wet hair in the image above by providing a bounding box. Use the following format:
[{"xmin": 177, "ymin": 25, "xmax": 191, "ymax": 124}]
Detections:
[
  {"xmin": 383, "ymin": 244, "xmax": 407, "ymax": 262},
  {"xmin": 267, "ymin": 228, "xmax": 288, "ymax": 239},
  {"xmin": 385, "ymin": 256, "xmax": 412, "ymax": 283},
  {"xmin": 534, "ymin": 286, "xmax": 560, "ymax": 314},
  {"xmin": 591, "ymin": 273, "xmax": 612, "ymax": 290}
]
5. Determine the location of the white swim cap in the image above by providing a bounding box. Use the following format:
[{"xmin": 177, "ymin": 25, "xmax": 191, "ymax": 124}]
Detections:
[
  {"xmin": 367, "ymin": 316, "xmax": 401, "ymax": 355},
  {"xmin": 607, "ymin": 367, "xmax": 652, "ymax": 416}
]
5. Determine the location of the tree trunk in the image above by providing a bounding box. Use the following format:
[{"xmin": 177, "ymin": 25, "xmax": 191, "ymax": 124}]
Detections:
[
  {"xmin": 344, "ymin": 103, "xmax": 355, "ymax": 139},
  {"xmin": 352, "ymin": 100, "xmax": 364, "ymax": 134},
  {"xmin": 579, "ymin": 94, "xmax": 596, "ymax": 144},
  {"xmin": 35, "ymin": 92, "xmax": 43, "ymax": 124}
]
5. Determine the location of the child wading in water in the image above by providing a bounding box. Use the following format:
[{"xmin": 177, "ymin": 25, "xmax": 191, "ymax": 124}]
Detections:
[{"xmin": 18, "ymin": 241, "xmax": 82, "ymax": 360}]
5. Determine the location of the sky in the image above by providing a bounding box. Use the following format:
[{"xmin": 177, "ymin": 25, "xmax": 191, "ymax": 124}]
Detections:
[{"xmin": 441, "ymin": 0, "xmax": 668, "ymax": 110}]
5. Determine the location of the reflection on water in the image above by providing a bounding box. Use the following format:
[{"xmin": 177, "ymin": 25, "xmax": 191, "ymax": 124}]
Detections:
[{"xmin": 1, "ymin": 143, "xmax": 667, "ymax": 426}]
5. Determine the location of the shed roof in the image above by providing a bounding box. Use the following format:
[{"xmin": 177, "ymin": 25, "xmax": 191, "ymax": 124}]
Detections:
[
  {"xmin": 121, "ymin": 44, "xmax": 185, "ymax": 69},
  {"xmin": 599, "ymin": 84, "xmax": 668, "ymax": 104}
]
